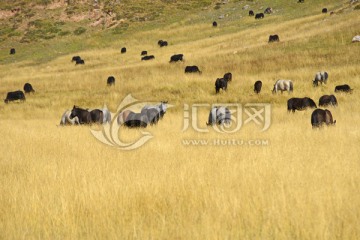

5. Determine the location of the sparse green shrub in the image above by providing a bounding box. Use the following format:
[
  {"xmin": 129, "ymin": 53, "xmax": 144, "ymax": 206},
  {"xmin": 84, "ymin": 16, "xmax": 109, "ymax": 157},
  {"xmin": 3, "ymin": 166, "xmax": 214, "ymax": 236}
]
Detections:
[
  {"xmin": 65, "ymin": 8, "xmax": 75, "ymax": 15},
  {"xmin": 43, "ymin": 34, "xmax": 55, "ymax": 39},
  {"xmin": 129, "ymin": 5, "xmax": 145, "ymax": 13},
  {"xmin": 9, "ymin": 14, "xmax": 24, "ymax": 25},
  {"xmin": 0, "ymin": 27, "xmax": 14, "ymax": 37},
  {"xmin": 73, "ymin": 27, "xmax": 86, "ymax": 35},
  {"xmin": 22, "ymin": 19, "xmax": 63, "ymax": 41},
  {"xmin": 112, "ymin": 23, "xmax": 129, "ymax": 34},
  {"xmin": 108, "ymin": 22, "xmax": 117, "ymax": 28},
  {"xmin": 28, "ymin": 19, "xmax": 43, "ymax": 28},
  {"xmin": 177, "ymin": 3, "xmax": 192, "ymax": 11},
  {"xmin": 55, "ymin": 21, "xmax": 66, "ymax": 27},
  {"xmin": 19, "ymin": 37, "xmax": 30, "ymax": 43},
  {"xmin": 8, "ymin": 31, "xmax": 21, "ymax": 37},
  {"xmin": 65, "ymin": 4, "xmax": 91, "ymax": 16},
  {"xmin": 25, "ymin": 11, "xmax": 36, "ymax": 18},
  {"xmin": 1, "ymin": 5, "xmax": 13, "ymax": 11},
  {"xmin": 58, "ymin": 31, "xmax": 71, "ymax": 36},
  {"xmin": 35, "ymin": 0, "xmax": 52, "ymax": 5},
  {"xmin": 115, "ymin": 15, "xmax": 124, "ymax": 21}
]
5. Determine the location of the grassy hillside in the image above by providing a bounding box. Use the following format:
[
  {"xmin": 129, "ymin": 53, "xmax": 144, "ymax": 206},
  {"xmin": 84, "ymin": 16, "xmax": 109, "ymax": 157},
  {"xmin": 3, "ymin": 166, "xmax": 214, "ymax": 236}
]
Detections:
[
  {"xmin": 1, "ymin": 0, "xmax": 357, "ymax": 63},
  {"xmin": 0, "ymin": 0, "xmax": 360, "ymax": 239}
]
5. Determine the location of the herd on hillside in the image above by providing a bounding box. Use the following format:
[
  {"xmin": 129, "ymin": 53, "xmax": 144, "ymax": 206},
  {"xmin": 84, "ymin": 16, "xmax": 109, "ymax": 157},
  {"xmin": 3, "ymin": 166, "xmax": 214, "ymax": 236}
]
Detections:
[{"xmin": 3, "ymin": 3, "xmax": 356, "ymax": 129}]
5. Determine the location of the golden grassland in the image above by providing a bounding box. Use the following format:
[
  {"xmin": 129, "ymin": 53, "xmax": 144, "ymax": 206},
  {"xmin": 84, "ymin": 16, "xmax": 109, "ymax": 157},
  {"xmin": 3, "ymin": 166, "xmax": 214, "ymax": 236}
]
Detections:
[{"xmin": 1, "ymin": 2, "xmax": 360, "ymax": 239}]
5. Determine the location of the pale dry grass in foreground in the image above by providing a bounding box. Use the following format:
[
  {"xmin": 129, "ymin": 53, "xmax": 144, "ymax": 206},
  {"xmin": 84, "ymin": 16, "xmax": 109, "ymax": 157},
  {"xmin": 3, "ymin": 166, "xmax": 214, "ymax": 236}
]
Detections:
[
  {"xmin": 0, "ymin": 108, "xmax": 359, "ymax": 239},
  {"xmin": 0, "ymin": 2, "xmax": 360, "ymax": 239}
]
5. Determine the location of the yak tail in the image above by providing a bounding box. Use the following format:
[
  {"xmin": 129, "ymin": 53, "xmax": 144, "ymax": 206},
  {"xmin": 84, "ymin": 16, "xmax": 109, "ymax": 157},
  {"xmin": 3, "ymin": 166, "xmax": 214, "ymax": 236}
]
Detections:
[{"xmin": 290, "ymin": 81, "xmax": 294, "ymax": 91}]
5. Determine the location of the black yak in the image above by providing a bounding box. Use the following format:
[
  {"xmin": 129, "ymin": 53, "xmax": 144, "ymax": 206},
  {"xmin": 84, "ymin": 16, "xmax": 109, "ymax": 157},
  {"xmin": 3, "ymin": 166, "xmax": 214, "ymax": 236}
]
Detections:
[
  {"xmin": 311, "ymin": 109, "xmax": 336, "ymax": 128},
  {"xmin": 254, "ymin": 80, "xmax": 262, "ymax": 94},
  {"xmin": 335, "ymin": 84, "xmax": 353, "ymax": 93},
  {"xmin": 287, "ymin": 97, "xmax": 317, "ymax": 112},
  {"xmin": 319, "ymin": 95, "xmax": 337, "ymax": 107}
]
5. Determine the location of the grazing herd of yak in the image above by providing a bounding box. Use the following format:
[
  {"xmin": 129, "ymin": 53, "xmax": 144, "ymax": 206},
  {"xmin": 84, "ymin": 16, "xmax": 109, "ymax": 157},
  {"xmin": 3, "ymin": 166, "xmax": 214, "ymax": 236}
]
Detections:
[{"xmin": 3, "ymin": 3, "xmax": 355, "ymax": 129}]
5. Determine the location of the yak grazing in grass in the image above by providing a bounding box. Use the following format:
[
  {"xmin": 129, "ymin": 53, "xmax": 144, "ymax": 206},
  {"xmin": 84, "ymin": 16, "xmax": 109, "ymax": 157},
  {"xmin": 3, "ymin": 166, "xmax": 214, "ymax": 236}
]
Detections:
[{"xmin": 287, "ymin": 97, "xmax": 317, "ymax": 112}]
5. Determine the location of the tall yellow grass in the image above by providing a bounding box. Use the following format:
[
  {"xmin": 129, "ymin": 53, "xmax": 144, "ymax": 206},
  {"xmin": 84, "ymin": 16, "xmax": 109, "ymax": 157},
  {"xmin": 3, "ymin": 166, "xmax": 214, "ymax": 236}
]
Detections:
[{"xmin": 0, "ymin": 3, "xmax": 359, "ymax": 239}]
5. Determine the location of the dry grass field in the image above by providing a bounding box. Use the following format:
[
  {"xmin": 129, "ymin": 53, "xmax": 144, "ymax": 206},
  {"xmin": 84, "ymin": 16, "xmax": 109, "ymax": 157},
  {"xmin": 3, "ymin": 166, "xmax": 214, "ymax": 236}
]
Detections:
[{"xmin": 0, "ymin": 0, "xmax": 360, "ymax": 239}]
